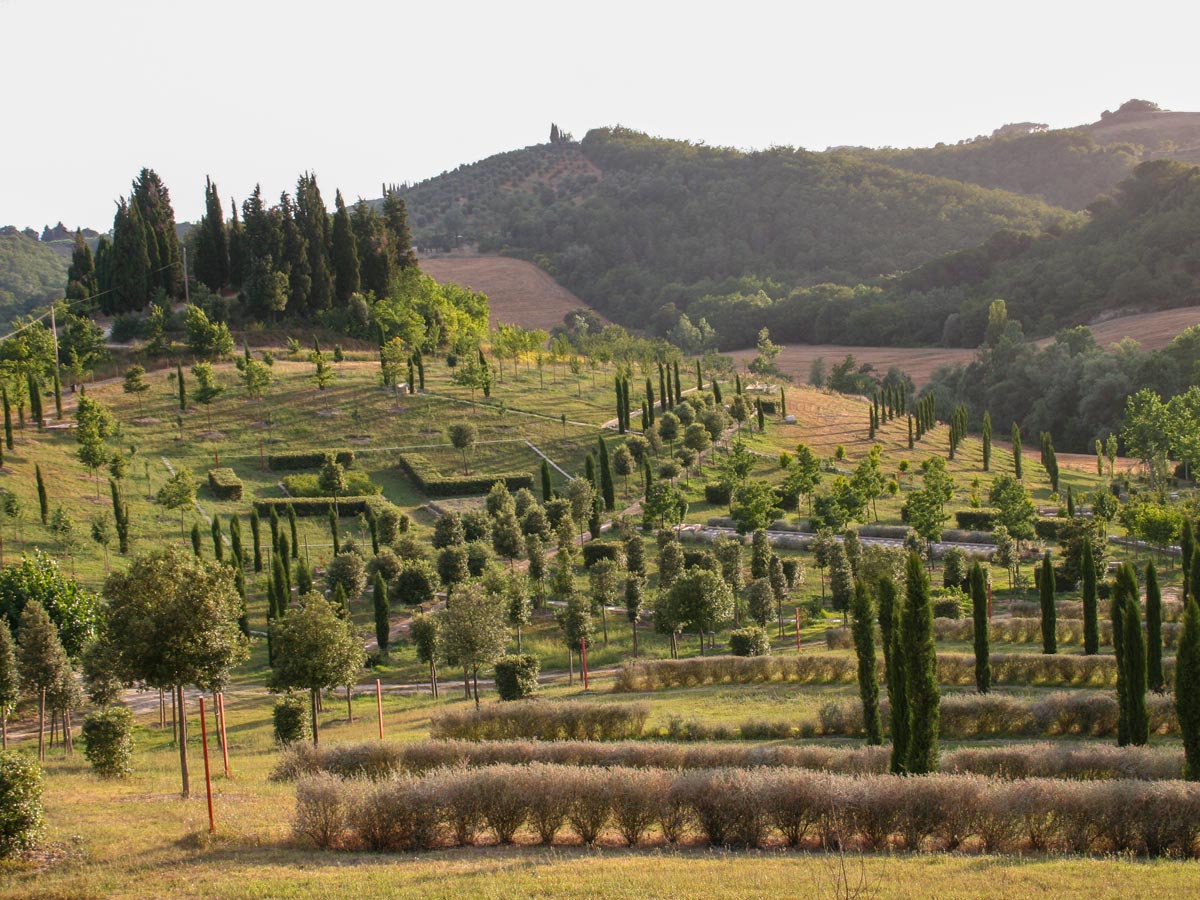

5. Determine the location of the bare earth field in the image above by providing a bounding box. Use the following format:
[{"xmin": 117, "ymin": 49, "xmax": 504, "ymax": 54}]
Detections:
[
  {"xmin": 730, "ymin": 343, "xmax": 975, "ymax": 388},
  {"xmin": 1083, "ymin": 305, "xmax": 1200, "ymax": 349},
  {"xmin": 420, "ymin": 256, "xmax": 599, "ymax": 332}
]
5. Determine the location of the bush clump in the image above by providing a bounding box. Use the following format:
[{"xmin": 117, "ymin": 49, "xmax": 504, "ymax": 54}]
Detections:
[
  {"xmin": 274, "ymin": 693, "xmax": 312, "ymax": 745},
  {"xmin": 81, "ymin": 706, "xmax": 135, "ymax": 779},
  {"xmin": 729, "ymin": 627, "xmax": 771, "ymax": 657},
  {"xmin": 494, "ymin": 654, "xmax": 541, "ymax": 701},
  {"xmin": 0, "ymin": 751, "xmax": 44, "ymax": 858}
]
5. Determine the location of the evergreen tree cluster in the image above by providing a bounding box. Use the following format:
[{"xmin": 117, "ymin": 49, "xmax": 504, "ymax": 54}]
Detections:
[{"xmin": 95, "ymin": 169, "xmax": 183, "ymax": 314}]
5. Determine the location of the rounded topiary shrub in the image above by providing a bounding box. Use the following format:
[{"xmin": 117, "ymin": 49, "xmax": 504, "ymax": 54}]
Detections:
[
  {"xmin": 0, "ymin": 751, "xmax": 44, "ymax": 858},
  {"xmin": 729, "ymin": 627, "xmax": 771, "ymax": 657},
  {"xmin": 82, "ymin": 706, "xmax": 135, "ymax": 779},
  {"xmin": 274, "ymin": 693, "xmax": 312, "ymax": 745},
  {"xmin": 494, "ymin": 654, "xmax": 541, "ymax": 701},
  {"xmin": 932, "ymin": 588, "xmax": 970, "ymax": 620}
]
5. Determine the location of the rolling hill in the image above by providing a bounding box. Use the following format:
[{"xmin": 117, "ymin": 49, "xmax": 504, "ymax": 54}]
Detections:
[{"xmin": 0, "ymin": 226, "xmax": 71, "ymax": 320}]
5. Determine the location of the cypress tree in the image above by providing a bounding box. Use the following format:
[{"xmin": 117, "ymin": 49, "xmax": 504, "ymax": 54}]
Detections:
[
  {"xmin": 373, "ymin": 573, "xmax": 390, "ymax": 654},
  {"xmin": 229, "ymin": 515, "xmax": 243, "ymax": 567},
  {"xmin": 597, "ymin": 437, "xmax": 615, "ymax": 511},
  {"xmin": 109, "ymin": 479, "xmax": 129, "ymax": 554},
  {"xmin": 295, "ymin": 556, "xmax": 314, "ymax": 596},
  {"xmin": 1066, "ymin": 484, "xmax": 1075, "ymax": 517},
  {"xmin": 415, "ymin": 351, "xmax": 425, "ymax": 390},
  {"xmin": 869, "ymin": 407, "xmax": 876, "ymax": 440},
  {"xmin": 1012, "ymin": 424, "xmax": 1022, "ymax": 479},
  {"xmin": 615, "ymin": 380, "xmax": 626, "ymax": 434},
  {"xmin": 696, "ymin": 360, "xmax": 703, "ymax": 392},
  {"xmin": 177, "ymin": 362, "xmax": 186, "ymax": 411},
  {"xmin": 333, "ymin": 582, "xmax": 350, "ymax": 618},
  {"xmin": 1123, "ymin": 586, "xmax": 1149, "ymax": 746},
  {"xmin": 645, "ymin": 379, "xmax": 655, "ymax": 425},
  {"xmin": 1145, "ymin": 561, "xmax": 1164, "ymax": 693},
  {"xmin": 288, "ymin": 505, "xmax": 299, "ymax": 559},
  {"xmin": 109, "ymin": 197, "xmax": 151, "ymax": 313},
  {"xmin": 52, "ymin": 372, "xmax": 62, "ymax": 421},
  {"xmin": 756, "ymin": 399, "xmax": 765, "ymax": 432},
  {"xmin": 712, "ymin": 378, "xmax": 722, "ymax": 405},
  {"xmin": 250, "ymin": 508, "xmax": 263, "ymax": 572},
  {"xmin": 272, "ymin": 553, "xmax": 289, "ymax": 617},
  {"xmin": 2, "ymin": 387, "xmax": 11, "ymax": 450},
  {"xmin": 234, "ymin": 566, "xmax": 249, "ymax": 637},
  {"xmin": 368, "ymin": 512, "xmax": 379, "ymax": 556},
  {"xmin": 970, "ymin": 562, "xmax": 990, "ymax": 693},
  {"xmin": 191, "ymin": 522, "xmax": 203, "ymax": 557},
  {"xmin": 195, "ymin": 176, "xmax": 230, "ymax": 291},
  {"xmin": 1082, "ymin": 537, "xmax": 1099, "ymax": 654},
  {"xmin": 903, "ymin": 553, "xmax": 940, "ymax": 773},
  {"xmin": 907, "ymin": 415, "xmax": 914, "ymax": 449},
  {"xmin": 584, "ymin": 454, "xmax": 597, "ymax": 490},
  {"xmin": 1175, "ymin": 597, "xmax": 1200, "ymax": 780},
  {"xmin": 735, "ymin": 372, "xmax": 742, "ymax": 395},
  {"xmin": 211, "ymin": 515, "xmax": 224, "ymax": 561},
  {"xmin": 1038, "ymin": 551, "xmax": 1056, "ymax": 654},
  {"xmin": 981, "ymin": 411, "xmax": 992, "ymax": 471},
  {"xmin": 277, "ymin": 533, "xmax": 291, "ymax": 596},
  {"xmin": 877, "ymin": 575, "xmax": 907, "ymax": 772},
  {"xmin": 541, "ymin": 459, "xmax": 553, "ymax": 503},
  {"xmin": 329, "ymin": 507, "xmax": 340, "ymax": 555},
  {"xmin": 658, "ymin": 363, "xmax": 667, "ymax": 413},
  {"xmin": 851, "ymin": 582, "xmax": 883, "ymax": 745},
  {"xmin": 1112, "ymin": 565, "xmax": 1135, "ymax": 746},
  {"xmin": 27, "ymin": 374, "xmax": 41, "ymax": 431},
  {"xmin": 35, "ymin": 465, "xmax": 48, "ymax": 525},
  {"xmin": 1182, "ymin": 518, "xmax": 1195, "ymax": 603},
  {"xmin": 779, "ymin": 386, "xmax": 786, "ymax": 418}
]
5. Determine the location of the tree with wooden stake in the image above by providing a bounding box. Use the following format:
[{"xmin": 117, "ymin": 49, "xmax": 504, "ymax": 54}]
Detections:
[
  {"xmin": 122, "ymin": 365, "xmax": 150, "ymax": 418},
  {"xmin": 156, "ymin": 466, "xmax": 196, "ymax": 538},
  {"xmin": 411, "ymin": 614, "xmax": 441, "ymax": 698},
  {"xmin": 103, "ymin": 548, "xmax": 249, "ymax": 796},
  {"xmin": 0, "ymin": 619, "xmax": 19, "ymax": 749},
  {"xmin": 437, "ymin": 580, "xmax": 507, "ymax": 707},
  {"xmin": 268, "ymin": 591, "xmax": 364, "ymax": 745},
  {"xmin": 17, "ymin": 601, "xmax": 69, "ymax": 762},
  {"xmin": 448, "ymin": 422, "xmax": 477, "ymax": 475}
]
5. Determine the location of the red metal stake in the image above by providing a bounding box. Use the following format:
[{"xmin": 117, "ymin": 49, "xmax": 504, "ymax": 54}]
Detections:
[
  {"xmin": 198, "ymin": 697, "xmax": 216, "ymax": 834},
  {"xmin": 375, "ymin": 679, "xmax": 384, "ymax": 740},
  {"xmin": 795, "ymin": 608, "xmax": 802, "ymax": 652},
  {"xmin": 217, "ymin": 693, "xmax": 230, "ymax": 779},
  {"xmin": 580, "ymin": 639, "xmax": 589, "ymax": 691},
  {"xmin": 214, "ymin": 449, "xmax": 220, "ymax": 467}
]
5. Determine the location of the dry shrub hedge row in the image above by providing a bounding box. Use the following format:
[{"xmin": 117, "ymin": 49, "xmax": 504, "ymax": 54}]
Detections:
[
  {"xmin": 275, "ymin": 739, "xmax": 1185, "ymax": 783},
  {"xmin": 926, "ymin": 617, "xmax": 1180, "ymax": 649},
  {"xmin": 612, "ymin": 653, "xmax": 1169, "ymax": 691},
  {"xmin": 814, "ymin": 691, "xmax": 1179, "ymax": 739},
  {"xmin": 430, "ymin": 701, "xmax": 650, "ymax": 742},
  {"xmin": 294, "ymin": 765, "xmax": 1200, "ymax": 856},
  {"xmin": 1008, "ymin": 599, "xmax": 1183, "ymax": 622}
]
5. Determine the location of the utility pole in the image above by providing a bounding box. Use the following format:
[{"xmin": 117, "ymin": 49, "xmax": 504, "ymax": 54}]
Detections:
[{"xmin": 49, "ymin": 303, "xmax": 62, "ymax": 388}]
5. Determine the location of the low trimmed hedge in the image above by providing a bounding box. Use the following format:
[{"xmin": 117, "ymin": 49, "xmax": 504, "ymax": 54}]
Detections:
[
  {"xmin": 581, "ymin": 542, "xmax": 624, "ymax": 568},
  {"xmin": 253, "ymin": 496, "xmax": 397, "ymax": 518},
  {"xmin": 954, "ymin": 509, "xmax": 999, "ymax": 530},
  {"xmin": 494, "ymin": 654, "xmax": 540, "ymax": 701},
  {"xmin": 274, "ymin": 739, "xmax": 1186, "ymax": 784},
  {"xmin": 294, "ymin": 764, "xmax": 1200, "ymax": 854},
  {"xmin": 1034, "ymin": 518, "xmax": 1063, "ymax": 540},
  {"xmin": 430, "ymin": 701, "xmax": 649, "ymax": 741},
  {"xmin": 274, "ymin": 694, "xmax": 312, "ymax": 745},
  {"xmin": 207, "ymin": 467, "xmax": 243, "ymax": 501},
  {"xmin": 397, "ymin": 454, "xmax": 533, "ymax": 497},
  {"xmin": 933, "ymin": 616, "xmax": 1181, "ymax": 649},
  {"xmin": 729, "ymin": 627, "xmax": 771, "ymax": 657},
  {"xmin": 612, "ymin": 651, "xmax": 1170, "ymax": 692},
  {"xmin": 268, "ymin": 449, "xmax": 356, "ymax": 471},
  {"xmin": 0, "ymin": 751, "xmax": 44, "ymax": 858},
  {"xmin": 81, "ymin": 706, "xmax": 135, "ymax": 779},
  {"xmin": 282, "ymin": 471, "xmax": 380, "ymax": 498}
]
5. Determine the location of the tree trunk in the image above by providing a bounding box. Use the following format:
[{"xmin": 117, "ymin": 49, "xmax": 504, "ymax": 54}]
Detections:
[
  {"xmin": 516, "ymin": 626, "xmax": 522, "ymax": 653},
  {"xmin": 472, "ymin": 668, "xmax": 480, "ymax": 708},
  {"xmin": 568, "ymin": 647, "xmax": 574, "ymax": 685},
  {"xmin": 463, "ymin": 666, "xmax": 471, "ymax": 700},
  {"xmin": 346, "ymin": 685, "xmax": 353, "ymax": 722},
  {"xmin": 37, "ymin": 689, "xmax": 45, "ymax": 762},
  {"xmin": 429, "ymin": 661, "xmax": 438, "ymax": 699},
  {"xmin": 698, "ymin": 627, "xmax": 705, "ymax": 656},
  {"xmin": 1, "ymin": 708, "xmax": 6, "ymax": 749},
  {"xmin": 310, "ymin": 689, "xmax": 320, "ymax": 746},
  {"xmin": 171, "ymin": 687, "xmax": 178, "ymax": 744},
  {"xmin": 159, "ymin": 688, "xmax": 165, "ymax": 729},
  {"xmin": 632, "ymin": 622, "xmax": 639, "ymax": 657},
  {"xmin": 177, "ymin": 685, "xmax": 190, "ymax": 798},
  {"xmin": 213, "ymin": 691, "xmax": 223, "ymax": 752},
  {"xmin": 601, "ymin": 606, "xmax": 609, "ymax": 645}
]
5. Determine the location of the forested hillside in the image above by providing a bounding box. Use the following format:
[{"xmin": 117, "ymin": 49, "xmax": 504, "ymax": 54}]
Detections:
[
  {"xmin": 401, "ymin": 127, "xmax": 1076, "ymax": 330},
  {"xmin": 0, "ymin": 228, "xmax": 70, "ymax": 320}
]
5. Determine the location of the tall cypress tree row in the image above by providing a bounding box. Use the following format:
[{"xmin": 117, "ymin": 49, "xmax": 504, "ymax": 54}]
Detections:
[
  {"xmin": 227, "ymin": 200, "xmax": 246, "ymax": 287},
  {"xmin": 1123, "ymin": 584, "xmax": 1149, "ymax": 746},
  {"xmin": 330, "ymin": 189, "xmax": 360, "ymax": 305},
  {"xmin": 851, "ymin": 582, "xmax": 882, "ymax": 746},
  {"xmin": 970, "ymin": 562, "xmax": 990, "ymax": 693},
  {"xmin": 351, "ymin": 199, "xmax": 391, "ymax": 298},
  {"xmin": 902, "ymin": 553, "xmax": 939, "ymax": 774},
  {"xmin": 878, "ymin": 575, "xmax": 907, "ymax": 773},
  {"xmin": 1039, "ymin": 551, "xmax": 1056, "ymax": 654},
  {"xmin": 132, "ymin": 168, "xmax": 182, "ymax": 295},
  {"xmin": 194, "ymin": 176, "xmax": 229, "ymax": 291},
  {"xmin": 1145, "ymin": 561, "xmax": 1164, "ymax": 693},
  {"xmin": 981, "ymin": 411, "xmax": 992, "ymax": 471},
  {"xmin": 1081, "ymin": 537, "xmax": 1099, "ymax": 654},
  {"xmin": 295, "ymin": 173, "xmax": 333, "ymax": 312},
  {"xmin": 380, "ymin": 185, "xmax": 418, "ymax": 270},
  {"xmin": 597, "ymin": 437, "xmax": 615, "ymax": 511},
  {"xmin": 65, "ymin": 228, "xmax": 98, "ymax": 302},
  {"xmin": 108, "ymin": 198, "xmax": 151, "ymax": 313},
  {"xmin": 1012, "ymin": 424, "xmax": 1023, "ymax": 479},
  {"xmin": 1176, "ymin": 597, "xmax": 1200, "ymax": 780}
]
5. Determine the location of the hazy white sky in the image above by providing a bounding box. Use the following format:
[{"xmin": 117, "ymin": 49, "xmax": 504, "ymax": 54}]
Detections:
[{"xmin": 3, "ymin": 0, "xmax": 1197, "ymax": 229}]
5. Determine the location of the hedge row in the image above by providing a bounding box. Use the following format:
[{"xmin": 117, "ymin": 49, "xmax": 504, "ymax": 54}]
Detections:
[
  {"xmin": 268, "ymin": 449, "xmax": 356, "ymax": 471},
  {"xmin": 281, "ymin": 471, "xmax": 380, "ymax": 498},
  {"xmin": 954, "ymin": 509, "xmax": 999, "ymax": 530},
  {"xmin": 295, "ymin": 765, "xmax": 1200, "ymax": 855},
  {"xmin": 1008, "ymin": 598, "xmax": 1184, "ymax": 623},
  {"xmin": 430, "ymin": 701, "xmax": 650, "ymax": 742},
  {"xmin": 930, "ymin": 617, "xmax": 1181, "ymax": 649},
  {"xmin": 397, "ymin": 454, "xmax": 533, "ymax": 497},
  {"xmin": 581, "ymin": 542, "xmax": 624, "ymax": 568},
  {"xmin": 252, "ymin": 496, "xmax": 396, "ymax": 518},
  {"xmin": 813, "ymin": 691, "xmax": 1178, "ymax": 740},
  {"xmin": 206, "ymin": 467, "xmax": 243, "ymax": 501},
  {"xmin": 611, "ymin": 652, "xmax": 1167, "ymax": 691},
  {"xmin": 275, "ymin": 739, "xmax": 1186, "ymax": 784}
]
